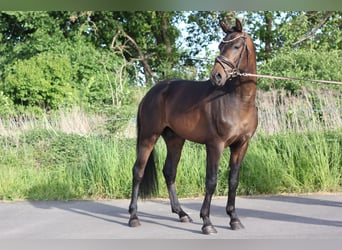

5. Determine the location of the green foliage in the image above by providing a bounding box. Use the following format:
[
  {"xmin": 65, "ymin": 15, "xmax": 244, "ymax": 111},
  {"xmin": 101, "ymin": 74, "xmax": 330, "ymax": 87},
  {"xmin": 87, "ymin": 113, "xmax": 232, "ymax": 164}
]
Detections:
[
  {"xmin": 0, "ymin": 91, "xmax": 15, "ymax": 116},
  {"xmin": 278, "ymin": 11, "xmax": 342, "ymax": 50},
  {"xmin": 245, "ymin": 11, "xmax": 284, "ymax": 61},
  {"xmin": 17, "ymin": 129, "xmax": 88, "ymax": 168},
  {"xmin": 0, "ymin": 129, "xmax": 90, "ymax": 200},
  {"xmin": 60, "ymin": 39, "xmax": 129, "ymax": 110},
  {"xmin": 258, "ymin": 48, "xmax": 342, "ymax": 93},
  {"xmin": 245, "ymin": 11, "xmax": 341, "ymax": 61},
  {"xmin": 0, "ymin": 11, "xmax": 341, "ymax": 116},
  {"xmin": 0, "ymin": 11, "xmax": 132, "ymax": 115},
  {"xmin": 85, "ymin": 11, "xmax": 184, "ymax": 84},
  {"xmin": 3, "ymin": 52, "xmax": 75, "ymax": 109}
]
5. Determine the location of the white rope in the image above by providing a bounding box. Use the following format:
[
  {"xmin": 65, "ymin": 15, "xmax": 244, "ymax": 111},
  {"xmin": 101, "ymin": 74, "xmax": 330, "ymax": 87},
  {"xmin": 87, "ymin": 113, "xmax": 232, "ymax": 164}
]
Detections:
[{"xmin": 240, "ymin": 73, "xmax": 342, "ymax": 86}]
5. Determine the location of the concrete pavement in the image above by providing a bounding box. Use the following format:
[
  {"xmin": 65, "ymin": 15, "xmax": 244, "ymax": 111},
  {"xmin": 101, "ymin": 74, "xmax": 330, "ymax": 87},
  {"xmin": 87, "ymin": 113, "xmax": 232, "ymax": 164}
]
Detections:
[{"xmin": 0, "ymin": 194, "xmax": 341, "ymax": 239}]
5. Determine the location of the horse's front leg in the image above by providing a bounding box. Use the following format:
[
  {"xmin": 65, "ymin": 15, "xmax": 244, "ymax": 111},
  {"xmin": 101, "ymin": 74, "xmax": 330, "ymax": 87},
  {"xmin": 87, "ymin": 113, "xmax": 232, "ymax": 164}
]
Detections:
[
  {"xmin": 226, "ymin": 142, "xmax": 249, "ymax": 230},
  {"xmin": 200, "ymin": 144, "xmax": 224, "ymax": 234}
]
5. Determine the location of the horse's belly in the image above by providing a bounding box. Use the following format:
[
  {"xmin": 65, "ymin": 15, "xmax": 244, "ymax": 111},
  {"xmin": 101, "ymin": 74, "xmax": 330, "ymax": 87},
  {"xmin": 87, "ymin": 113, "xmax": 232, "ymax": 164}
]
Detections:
[{"xmin": 167, "ymin": 112, "xmax": 209, "ymax": 143}]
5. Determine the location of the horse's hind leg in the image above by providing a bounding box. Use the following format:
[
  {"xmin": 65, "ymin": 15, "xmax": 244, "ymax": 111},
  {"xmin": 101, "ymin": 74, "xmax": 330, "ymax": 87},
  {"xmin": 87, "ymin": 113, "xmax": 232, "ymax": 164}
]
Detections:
[
  {"xmin": 128, "ymin": 136, "xmax": 158, "ymax": 227},
  {"xmin": 162, "ymin": 129, "xmax": 192, "ymax": 223}
]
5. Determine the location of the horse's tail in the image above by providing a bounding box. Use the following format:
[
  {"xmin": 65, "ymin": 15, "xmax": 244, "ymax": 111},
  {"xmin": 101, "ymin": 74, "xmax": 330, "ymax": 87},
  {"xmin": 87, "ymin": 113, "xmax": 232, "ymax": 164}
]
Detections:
[{"xmin": 136, "ymin": 107, "xmax": 159, "ymax": 199}]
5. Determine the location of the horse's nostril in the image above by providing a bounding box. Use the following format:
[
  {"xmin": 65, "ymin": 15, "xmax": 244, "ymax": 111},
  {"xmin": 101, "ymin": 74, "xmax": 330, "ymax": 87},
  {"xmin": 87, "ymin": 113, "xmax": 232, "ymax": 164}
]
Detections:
[{"xmin": 215, "ymin": 72, "xmax": 222, "ymax": 82}]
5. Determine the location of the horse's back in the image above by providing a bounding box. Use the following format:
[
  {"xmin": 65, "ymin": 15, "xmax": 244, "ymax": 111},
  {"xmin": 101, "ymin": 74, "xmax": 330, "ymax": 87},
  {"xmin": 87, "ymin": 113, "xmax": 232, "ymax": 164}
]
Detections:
[{"xmin": 140, "ymin": 79, "xmax": 212, "ymax": 110}]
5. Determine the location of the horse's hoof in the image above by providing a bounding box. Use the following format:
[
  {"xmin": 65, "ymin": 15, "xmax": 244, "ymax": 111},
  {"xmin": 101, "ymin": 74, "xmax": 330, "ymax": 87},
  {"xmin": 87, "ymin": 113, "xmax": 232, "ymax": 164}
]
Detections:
[
  {"xmin": 180, "ymin": 215, "xmax": 193, "ymax": 223},
  {"xmin": 128, "ymin": 218, "xmax": 141, "ymax": 227},
  {"xmin": 202, "ymin": 225, "xmax": 218, "ymax": 235},
  {"xmin": 230, "ymin": 220, "xmax": 244, "ymax": 230}
]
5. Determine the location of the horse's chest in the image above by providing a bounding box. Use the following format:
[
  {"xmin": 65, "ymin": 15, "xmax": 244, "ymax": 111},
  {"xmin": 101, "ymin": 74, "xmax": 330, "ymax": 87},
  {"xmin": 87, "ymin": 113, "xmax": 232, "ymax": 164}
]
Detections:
[
  {"xmin": 214, "ymin": 113, "xmax": 238, "ymax": 136},
  {"xmin": 213, "ymin": 106, "xmax": 256, "ymax": 142}
]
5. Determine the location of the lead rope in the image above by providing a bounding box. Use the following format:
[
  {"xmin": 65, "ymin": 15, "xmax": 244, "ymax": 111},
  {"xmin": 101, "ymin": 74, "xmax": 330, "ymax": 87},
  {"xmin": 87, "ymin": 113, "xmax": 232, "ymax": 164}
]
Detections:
[{"xmin": 235, "ymin": 72, "xmax": 342, "ymax": 86}]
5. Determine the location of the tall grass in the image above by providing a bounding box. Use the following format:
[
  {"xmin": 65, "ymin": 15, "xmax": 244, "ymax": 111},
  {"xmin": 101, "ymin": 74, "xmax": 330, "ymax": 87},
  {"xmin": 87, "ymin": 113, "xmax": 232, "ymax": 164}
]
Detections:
[
  {"xmin": 0, "ymin": 129, "xmax": 340, "ymax": 200},
  {"xmin": 0, "ymin": 87, "xmax": 341, "ymax": 200},
  {"xmin": 0, "ymin": 107, "xmax": 108, "ymax": 137},
  {"xmin": 257, "ymin": 87, "xmax": 342, "ymax": 134},
  {"xmin": 239, "ymin": 131, "xmax": 341, "ymax": 195}
]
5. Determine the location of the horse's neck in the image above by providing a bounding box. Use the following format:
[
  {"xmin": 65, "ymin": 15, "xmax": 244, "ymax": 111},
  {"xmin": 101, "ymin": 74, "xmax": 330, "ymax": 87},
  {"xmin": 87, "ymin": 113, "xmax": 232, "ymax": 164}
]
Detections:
[
  {"xmin": 231, "ymin": 78, "xmax": 257, "ymax": 105},
  {"xmin": 238, "ymin": 48, "xmax": 257, "ymax": 100}
]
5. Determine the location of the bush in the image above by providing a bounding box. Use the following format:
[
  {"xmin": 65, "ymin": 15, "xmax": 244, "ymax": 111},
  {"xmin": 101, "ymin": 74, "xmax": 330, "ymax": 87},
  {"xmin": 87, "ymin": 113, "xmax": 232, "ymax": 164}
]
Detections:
[
  {"xmin": 3, "ymin": 52, "xmax": 75, "ymax": 110},
  {"xmin": 0, "ymin": 91, "xmax": 15, "ymax": 116},
  {"xmin": 18, "ymin": 129, "xmax": 88, "ymax": 168},
  {"xmin": 258, "ymin": 48, "xmax": 342, "ymax": 93},
  {"xmin": 0, "ymin": 38, "xmax": 133, "ymax": 115}
]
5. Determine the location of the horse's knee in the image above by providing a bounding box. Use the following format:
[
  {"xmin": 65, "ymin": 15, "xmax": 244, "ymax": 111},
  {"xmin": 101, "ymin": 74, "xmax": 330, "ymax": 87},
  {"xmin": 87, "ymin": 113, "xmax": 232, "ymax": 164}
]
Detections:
[
  {"xmin": 206, "ymin": 177, "xmax": 218, "ymax": 194},
  {"xmin": 163, "ymin": 163, "xmax": 177, "ymax": 184}
]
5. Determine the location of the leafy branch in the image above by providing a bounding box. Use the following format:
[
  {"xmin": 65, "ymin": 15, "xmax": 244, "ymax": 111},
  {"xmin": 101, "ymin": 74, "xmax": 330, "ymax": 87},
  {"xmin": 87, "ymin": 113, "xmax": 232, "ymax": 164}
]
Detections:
[{"xmin": 292, "ymin": 11, "xmax": 333, "ymax": 46}]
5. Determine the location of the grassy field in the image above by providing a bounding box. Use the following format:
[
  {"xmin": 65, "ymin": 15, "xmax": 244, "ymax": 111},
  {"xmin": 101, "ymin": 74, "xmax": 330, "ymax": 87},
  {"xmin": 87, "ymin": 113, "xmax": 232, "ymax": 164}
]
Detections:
[{"xmin": 0, "ymin": 87, "xmax": 341, "ymax": 200}]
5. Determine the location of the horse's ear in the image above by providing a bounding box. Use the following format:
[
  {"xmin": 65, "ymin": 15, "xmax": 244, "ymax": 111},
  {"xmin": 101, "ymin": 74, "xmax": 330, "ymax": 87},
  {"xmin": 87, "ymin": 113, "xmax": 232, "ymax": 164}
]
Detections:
[
  {"xmin": 235, "ymin": 18, "xmax": 243, "ymax": 32},
  {"xmin": 219, "ymin": 20, "xmax": 230, "ymax": 33}
]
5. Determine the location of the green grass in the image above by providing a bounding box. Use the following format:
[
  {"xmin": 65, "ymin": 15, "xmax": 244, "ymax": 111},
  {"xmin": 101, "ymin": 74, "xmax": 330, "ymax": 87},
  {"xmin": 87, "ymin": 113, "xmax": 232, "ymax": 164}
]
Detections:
[
  {"xmin": 0, "ymin": 129, "xmax": 341, "ymax": 200},
  {"xmin": 239, "ymin": 131, "xmax": 342, "ymax": 195}
]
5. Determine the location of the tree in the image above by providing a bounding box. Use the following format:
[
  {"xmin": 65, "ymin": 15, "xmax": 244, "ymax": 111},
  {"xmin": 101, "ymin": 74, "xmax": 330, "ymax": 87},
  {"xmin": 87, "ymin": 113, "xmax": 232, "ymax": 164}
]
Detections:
[
  {"xmin": 180, "ymin": 11, "xmax": 236, "ymax": 79},
  {"xmin": 279, "ymin": 11, "xmax": 341, "ymax": 50},
  {"xmin": 83, "ymin": 11, "xmax": 184, "ymax": 85},
  {"xmin": 244, "ymin": 11, "xmax": 283, "ymax": 61},
  {"xmin": 245, "ymin": 11, "xmax": 342, "ymax": 62},
  {"xmin": 1, "ymin": 11, "xmax": 341, "ymax": 115},
  {"xmin": 0, "ymin": 11, "xmax": 130, "ymax": 113}
]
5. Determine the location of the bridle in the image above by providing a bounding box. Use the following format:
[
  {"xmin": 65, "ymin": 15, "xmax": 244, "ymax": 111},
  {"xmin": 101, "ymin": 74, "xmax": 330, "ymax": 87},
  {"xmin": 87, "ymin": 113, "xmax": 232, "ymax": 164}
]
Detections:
[{"xmin": 215, "ymin": 33, "xmax": 247, "ymax": 80}]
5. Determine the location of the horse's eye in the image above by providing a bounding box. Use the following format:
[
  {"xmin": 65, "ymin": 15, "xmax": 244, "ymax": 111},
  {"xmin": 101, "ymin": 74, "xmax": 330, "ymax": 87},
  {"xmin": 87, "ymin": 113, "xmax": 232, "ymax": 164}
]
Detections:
[{"xmin": 234, "ymin": 45, "xmax": 240, "ymax": 49}]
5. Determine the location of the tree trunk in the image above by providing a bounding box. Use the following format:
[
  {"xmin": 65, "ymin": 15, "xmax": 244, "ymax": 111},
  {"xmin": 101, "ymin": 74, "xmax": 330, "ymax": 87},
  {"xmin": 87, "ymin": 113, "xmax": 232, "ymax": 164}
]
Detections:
[
  {"xmin": 264, "ymin": 11, "xmax": 273, "ymax": 60},
  {"xmin": 156, "ymin": 11, "xmax": 172, "ymax": 57}
]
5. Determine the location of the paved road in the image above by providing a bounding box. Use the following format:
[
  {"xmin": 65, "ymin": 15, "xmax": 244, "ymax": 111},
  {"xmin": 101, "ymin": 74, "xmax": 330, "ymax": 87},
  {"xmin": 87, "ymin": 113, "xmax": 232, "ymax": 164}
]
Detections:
[{"xmin": 0, "ymin": 194, "xmax": 341, "ymax": 239}]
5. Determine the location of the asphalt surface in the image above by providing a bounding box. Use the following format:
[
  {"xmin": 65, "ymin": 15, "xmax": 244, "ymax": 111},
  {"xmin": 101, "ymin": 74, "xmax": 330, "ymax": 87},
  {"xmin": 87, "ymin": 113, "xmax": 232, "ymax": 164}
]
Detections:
[{"xmin": 0, "ymin": 194, "xmax": 341, "ymax": 239}]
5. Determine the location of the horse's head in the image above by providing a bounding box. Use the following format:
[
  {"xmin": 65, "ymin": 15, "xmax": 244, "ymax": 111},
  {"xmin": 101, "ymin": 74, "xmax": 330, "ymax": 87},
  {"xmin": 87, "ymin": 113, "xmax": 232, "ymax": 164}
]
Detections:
[{"xmin": 210, "ymin": 18, "xmax": 256, "ymax": 86}]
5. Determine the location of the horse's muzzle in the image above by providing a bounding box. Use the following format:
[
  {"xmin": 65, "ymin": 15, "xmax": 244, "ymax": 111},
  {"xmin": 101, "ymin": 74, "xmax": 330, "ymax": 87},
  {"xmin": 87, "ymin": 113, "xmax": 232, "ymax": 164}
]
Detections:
[
  {"xmin": 210, "ymin": 69, "xmax": 232, "ymax": 86},
  {"xmin": 210, "ymin": 74, "xmax": 221, "ymax": 86}
]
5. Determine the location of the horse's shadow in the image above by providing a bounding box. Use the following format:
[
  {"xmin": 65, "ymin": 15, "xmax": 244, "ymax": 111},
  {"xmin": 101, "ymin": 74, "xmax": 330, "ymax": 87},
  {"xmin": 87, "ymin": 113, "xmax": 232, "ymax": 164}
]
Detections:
[
  {"xmin": 26, "ymin": 183, "xmax": 342, "ymax": 235},
  {"xmin": 181, "ymin": 196, "xmax": 342, "ymax": 228},
  {"xmin": 30, "ymin": 199, "xmax": 205, "ymax": 234},
  {"xmin": 26, "ymin": 183, "xmax": 206, "ymax": 234}
]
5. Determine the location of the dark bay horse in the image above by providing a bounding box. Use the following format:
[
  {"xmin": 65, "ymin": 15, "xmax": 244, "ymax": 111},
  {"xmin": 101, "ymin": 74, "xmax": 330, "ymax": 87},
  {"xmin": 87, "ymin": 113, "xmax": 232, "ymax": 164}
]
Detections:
[{"xmin": 128, "ymin": 18, "xmax": 257, "ymax": 234}]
